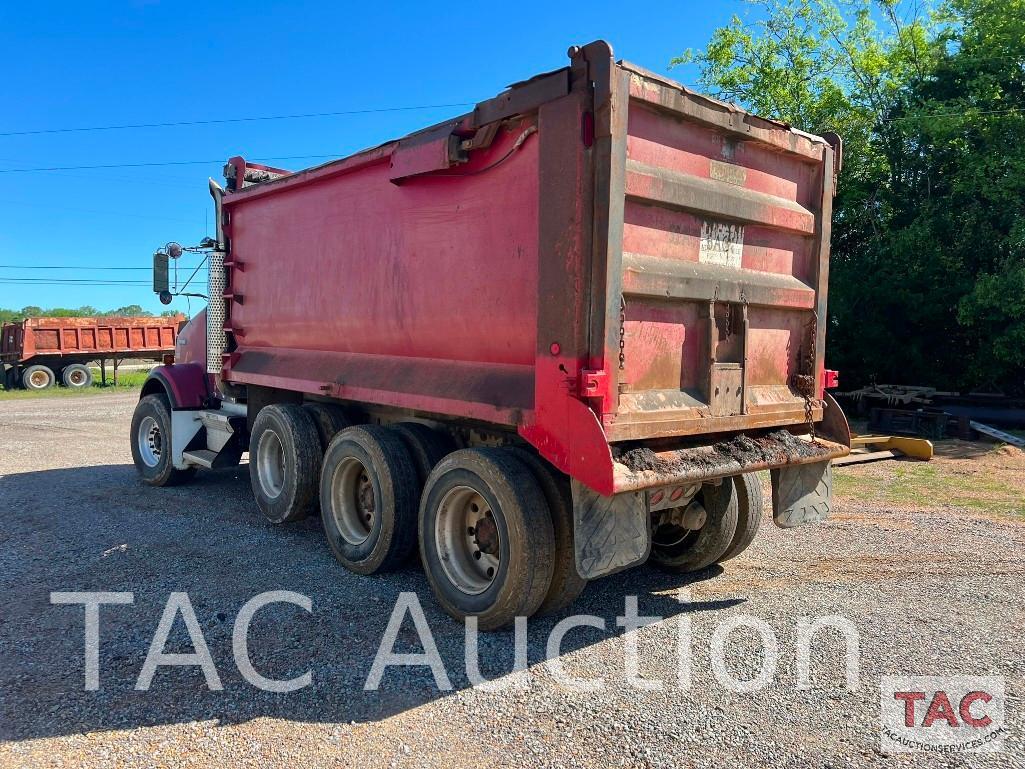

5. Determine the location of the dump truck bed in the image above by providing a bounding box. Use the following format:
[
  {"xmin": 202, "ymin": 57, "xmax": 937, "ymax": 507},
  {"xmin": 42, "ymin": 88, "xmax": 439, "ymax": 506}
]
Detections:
[{"xmin": 212, "ymin": 41, "xmax": 845, "ymax": 495}]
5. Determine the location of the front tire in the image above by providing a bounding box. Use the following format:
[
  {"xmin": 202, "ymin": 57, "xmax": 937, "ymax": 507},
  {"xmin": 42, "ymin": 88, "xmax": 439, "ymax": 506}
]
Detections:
[
  {"xmin": 419, "ymin": 449, "xmax": 555, "ymax": 630},
  {"xmin": 130, "ymin": 394, "xmax": 196, "ymax": 487},
  {"xmin": 249, "ymin": 404, "xmax": 322, "ymax": 524}
]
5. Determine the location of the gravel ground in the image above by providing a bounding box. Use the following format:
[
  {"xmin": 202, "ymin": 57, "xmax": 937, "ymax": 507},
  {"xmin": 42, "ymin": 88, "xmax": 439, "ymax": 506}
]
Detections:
[{"xmin": 0, "ymin": 392, "xmax": 1022, "ymax": 768}]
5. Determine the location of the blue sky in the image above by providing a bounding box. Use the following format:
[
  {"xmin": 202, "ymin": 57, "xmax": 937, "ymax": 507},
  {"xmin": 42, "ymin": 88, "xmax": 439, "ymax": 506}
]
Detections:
[{"xmin": 0, "ymin": 0, "xmax": 742, "ymax": 315}]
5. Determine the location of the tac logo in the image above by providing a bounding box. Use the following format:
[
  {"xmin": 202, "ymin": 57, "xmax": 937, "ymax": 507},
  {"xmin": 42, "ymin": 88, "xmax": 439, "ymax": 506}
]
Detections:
[{"xmin": 880, "ymin": 676, "xmax": 1006, "ymax": 753}]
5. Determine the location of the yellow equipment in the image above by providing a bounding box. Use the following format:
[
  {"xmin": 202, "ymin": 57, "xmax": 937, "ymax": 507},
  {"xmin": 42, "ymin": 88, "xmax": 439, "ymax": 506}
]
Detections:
[{"xmin": 832, "ymin": 434, "xmax": 934, "ymax": 466}]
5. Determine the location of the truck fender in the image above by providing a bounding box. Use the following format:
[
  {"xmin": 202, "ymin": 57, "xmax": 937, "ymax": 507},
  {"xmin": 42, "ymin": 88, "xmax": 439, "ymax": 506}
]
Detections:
[
  {"xmin": 140, "ymin": 363, "xmax": 208, "ymax": 410},
  {"xmin": 140, "ymin": 365, "xmax": 210, "ymax": 470}
]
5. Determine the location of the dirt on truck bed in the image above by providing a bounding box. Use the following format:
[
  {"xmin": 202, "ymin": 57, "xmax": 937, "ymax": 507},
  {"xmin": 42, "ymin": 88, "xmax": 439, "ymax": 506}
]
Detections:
[
  {"xmin": 0, "ymin": 393, "xmax": 1022, "ymax": 768},
  {"xmin": 614, "ymin": 430, "xmax": 831, "ymax": 474}
]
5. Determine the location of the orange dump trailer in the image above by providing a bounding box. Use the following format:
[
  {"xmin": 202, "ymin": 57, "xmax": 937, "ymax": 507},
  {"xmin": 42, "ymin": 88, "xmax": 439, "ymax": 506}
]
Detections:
[{"xmin": 1, "ymin": 315, "xmax": 184, "ymax": 390}]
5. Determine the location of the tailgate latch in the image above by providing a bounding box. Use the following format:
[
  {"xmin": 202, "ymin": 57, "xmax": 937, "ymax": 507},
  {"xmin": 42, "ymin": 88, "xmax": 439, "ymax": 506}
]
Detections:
[{"xmin": 578, "ymin": 368, "xmax": 608, "ymax": 398}]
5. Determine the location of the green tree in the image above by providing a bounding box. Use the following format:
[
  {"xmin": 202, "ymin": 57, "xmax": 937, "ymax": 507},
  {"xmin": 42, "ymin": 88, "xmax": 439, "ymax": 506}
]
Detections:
[
  {"xmin": 107, "ymin": 304, "xmax": 152, "ymax": 317},
  {"xmin": 0, "ymin": 304, "xmax": 162, "ymax": 321},
  {"xmin": 45, "ymin": 306, "xmax": 100, "ymax": 317},
  {"xmin": 937, "ymin": 0, "xmax": 1025, "ymax": 386},
  {"xmin": 677, "ymin": 0, "xmax": 1025, "ymax": 392},
  {"xmin": 672, "ymin": 0, "xmax": 937, "ymax": 186}
]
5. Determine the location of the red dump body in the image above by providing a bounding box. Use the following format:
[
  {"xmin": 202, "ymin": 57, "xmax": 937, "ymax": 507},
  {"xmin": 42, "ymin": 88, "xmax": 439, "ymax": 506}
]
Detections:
[
  {"xmin": 216, "ymin": 42, "xmax": 845, "ymax": 495},
  {"xmin": 2, "ymin": 316, "xmax": 183, "ymax": 364}
]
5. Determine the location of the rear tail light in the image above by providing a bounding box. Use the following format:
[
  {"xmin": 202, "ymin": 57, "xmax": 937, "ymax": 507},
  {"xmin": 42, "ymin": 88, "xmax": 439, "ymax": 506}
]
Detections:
[{"xmin": 822, "ymin": 369, "xmax": 839, "ymax": 389}]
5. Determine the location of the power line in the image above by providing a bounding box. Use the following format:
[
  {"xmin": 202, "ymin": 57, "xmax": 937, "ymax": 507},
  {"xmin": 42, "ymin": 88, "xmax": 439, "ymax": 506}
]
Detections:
[
  {"xmin": 2, "ymin": 52, "xmax": 1021, "ymax": 141},
  {"xmin": 0, "ymin": 102, "xmax": 474, "ymax": 138},
  {"xmin": 0, "ymin": 264, "xmax": 201, "ymax": 271},
  {"xmin": 0, "ymin": 283, "xmax": 149, "ymax": 288},
  {"xmin": 0, "ymin": 153, "xmax": 340, "ymax": 174},
  {"xmin": 0, "ymin": 199, "xmax": 200, "ymax": 223},
  {"xmin": 4, "ymin": 104, "xmax": 1023, "ymax": 177},
  {"xmin": 0, "ymin": 168, "xmax": 202, "ymax": 189},
  {"xmin": 0, "ymin": 277, "xmax": 151, "ymax": 285}
]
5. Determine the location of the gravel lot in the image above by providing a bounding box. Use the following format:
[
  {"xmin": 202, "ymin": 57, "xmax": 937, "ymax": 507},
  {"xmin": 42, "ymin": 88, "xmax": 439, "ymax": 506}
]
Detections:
[{"xmin": 1, "ymin": 392, "xmax": 1022, "ymax": 768}]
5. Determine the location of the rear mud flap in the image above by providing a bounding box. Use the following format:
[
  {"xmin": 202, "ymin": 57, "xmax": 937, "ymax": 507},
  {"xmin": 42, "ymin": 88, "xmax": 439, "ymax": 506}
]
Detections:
[
  {"xmin": 570, "ymin": 479, "xmax": 650, "ymax": 580},
  {"xmin": 771, "ymin": 460, "xmax": 833, "ymax": 528}
]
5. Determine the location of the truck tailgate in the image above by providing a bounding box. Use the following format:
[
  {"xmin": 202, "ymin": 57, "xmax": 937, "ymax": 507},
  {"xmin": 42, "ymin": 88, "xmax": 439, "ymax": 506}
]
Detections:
[{"xmin": 605, "ymin": 62, "xmax": 838, "ymax": 443}]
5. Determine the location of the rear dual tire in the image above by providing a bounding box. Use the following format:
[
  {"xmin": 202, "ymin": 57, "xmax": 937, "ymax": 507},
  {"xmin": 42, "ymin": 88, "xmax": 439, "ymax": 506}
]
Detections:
[
  {"xmin": 319, "ymin": 430, "xmax": 569, "ymax": 628},
  {"xmin": 62, "ymin": 363, "xmax": 93, "ymax": 389},
  {"xmin": 720, "ymin": 472, "xmax": 764, "ymax": 562},
  {"xmin": 22, "ymin": 364, "xmax": 55, "ymax": 391},
  {"xmin": 649, "ymin": 472, "xmax": 763, "ymax": 572},
  {"xmin": 319, "ymin": 425, "xmax": 420, "ymax": 574},
  {"xmin": 390, "ymin": 422, "xmax": 456, "ymax": 486},
  {"xmin": 650, "ymin": 479, "xmax": 739, "ymax": 573},
  {"xmin": 249, "ymin": 404, "xmax": 322, "ymax": 524},
  {"xmin": 419, "ymin": 449, "xmax": 555, "ymax": 631},
  {"xmin": 302, "ymin": 402, "xmax": 352, "ymax": 451},
  {"xmin": 509, "ymin": 447, "xmax": 587, "ymax": 615}
]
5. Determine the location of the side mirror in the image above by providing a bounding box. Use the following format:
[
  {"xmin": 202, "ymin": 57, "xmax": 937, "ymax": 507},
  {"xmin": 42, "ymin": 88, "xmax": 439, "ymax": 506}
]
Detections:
[{"xmin": 153, "ymin": 250, "xmax": 169, "ymax": 294}]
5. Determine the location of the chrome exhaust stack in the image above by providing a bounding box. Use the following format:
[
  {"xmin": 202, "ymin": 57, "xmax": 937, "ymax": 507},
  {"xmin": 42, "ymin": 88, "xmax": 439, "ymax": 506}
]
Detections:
[{"xmin": 206, "ymin": 179, "xmax": 227, "ymax": 376}]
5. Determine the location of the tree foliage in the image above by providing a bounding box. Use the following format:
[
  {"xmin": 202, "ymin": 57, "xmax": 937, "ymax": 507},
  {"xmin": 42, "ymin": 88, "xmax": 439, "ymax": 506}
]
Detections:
[
  {"xmin": 0, "ymin": 304, "xmax": 173, "ymax": 323},
  {"xmin": 677, "ymin": 0, "xmax": 1025, "ymax": 392}
]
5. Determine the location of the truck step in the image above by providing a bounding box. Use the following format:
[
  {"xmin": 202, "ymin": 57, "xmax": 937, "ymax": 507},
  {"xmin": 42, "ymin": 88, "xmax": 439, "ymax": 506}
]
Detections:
[{"xmin": 182, "ymin": 448, "xmax": 238, "ymax": 469}]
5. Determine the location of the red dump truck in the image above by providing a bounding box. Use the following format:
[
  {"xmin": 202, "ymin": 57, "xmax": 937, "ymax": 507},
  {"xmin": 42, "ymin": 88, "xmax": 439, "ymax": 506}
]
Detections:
[
  {"xmin": 2, "ymin": 315, "xmax": 183, "ymax": 390},
  {"xmin": 133, "ymin": 41, "xmax": 850, "ymax": 628}
]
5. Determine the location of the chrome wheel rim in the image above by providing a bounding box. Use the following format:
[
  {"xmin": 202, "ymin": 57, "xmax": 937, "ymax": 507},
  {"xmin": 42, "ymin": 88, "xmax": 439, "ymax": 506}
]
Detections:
[
  {"xmin": 435, "ymin": 485, "xmax": 501, "ymax": 595},
  {"xmin": 329, "ymin": 456, "xmax": 375, "ymax": 545},
  {"xmin": 137, "ymin": 415, "xmax": 162, "ymax": 468},
  {"xmin": 256, "ymin": 430, "xmax": 286, "ymax": 499}
]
